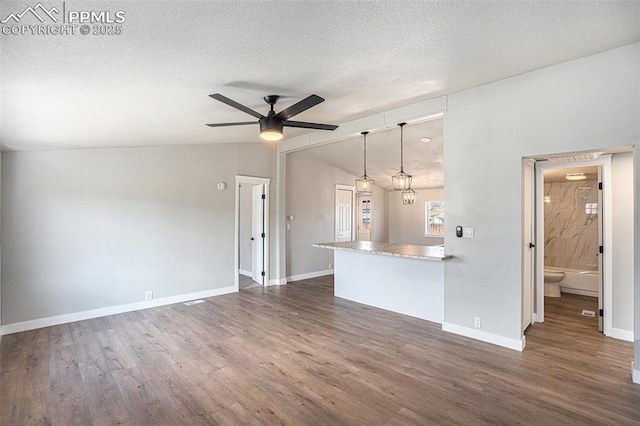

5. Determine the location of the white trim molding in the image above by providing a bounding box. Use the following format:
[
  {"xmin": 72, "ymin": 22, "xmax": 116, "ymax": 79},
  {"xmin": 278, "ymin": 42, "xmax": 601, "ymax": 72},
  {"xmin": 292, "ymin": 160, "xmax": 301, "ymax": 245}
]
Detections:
[
  {"xmin": 239, "ymin": 269, "xmax": 252, "ymax": 277},
  {"xmin": 608, "ymin": 328, "xmax": 634, "ymax": 342},
  {"xmin": 267, "ymin": 278, "xmax": 287, "ymax": 286},
  {"xmin": 0, "ymin": 285, "xmax": 236, "ymax": 336},
  {"xmin": 442, "ymin": 322, "xmax": 526, "ymax": 352},
  {"xmin": 632, "ymin": 362, "xmax": 640, "ymax": 384},
  {"xmin": 287, "ymin": 269, "xmax": 334, "ymax": 283}
]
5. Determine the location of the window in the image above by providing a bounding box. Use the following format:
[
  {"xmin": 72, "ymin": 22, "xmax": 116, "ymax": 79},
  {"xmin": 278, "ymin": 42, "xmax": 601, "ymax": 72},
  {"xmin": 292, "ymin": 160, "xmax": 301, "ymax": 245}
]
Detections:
[{"xmin": 425, "ymin": 201, "xmax": 444, "ymax": 236}]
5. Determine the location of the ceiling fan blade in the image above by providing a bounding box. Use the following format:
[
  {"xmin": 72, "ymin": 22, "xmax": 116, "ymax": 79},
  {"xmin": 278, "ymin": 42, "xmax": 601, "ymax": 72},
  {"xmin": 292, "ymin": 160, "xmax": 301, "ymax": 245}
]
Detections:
[
  {"xmin": 209, "ymin": 94, "xmax": 264, "ymax": 119},
  {"xmin": 205, "ymin": 122, "xmax": 257, "ymax": 127},
  {"xmin": 283, "ymin": 120, "xmax": 338, "ymax": 131},
  {"xmin": 274, "ymin": 95, "xmax": 324, "ymax": 120}
]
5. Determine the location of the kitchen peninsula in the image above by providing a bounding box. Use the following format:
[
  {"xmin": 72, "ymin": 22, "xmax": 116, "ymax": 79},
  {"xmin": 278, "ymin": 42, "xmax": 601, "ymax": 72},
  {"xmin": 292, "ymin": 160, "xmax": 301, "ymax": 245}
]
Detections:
[{"xmin": 313, "ymin": 241, "xmax": 451, "ymax": 323}]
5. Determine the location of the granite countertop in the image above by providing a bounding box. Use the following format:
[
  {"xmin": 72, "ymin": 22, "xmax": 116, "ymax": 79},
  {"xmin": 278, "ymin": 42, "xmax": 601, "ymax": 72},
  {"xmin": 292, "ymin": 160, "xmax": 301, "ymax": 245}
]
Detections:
[{"xmin": 312, "ymin": 241, "xmax": 451, "ymax": 262}]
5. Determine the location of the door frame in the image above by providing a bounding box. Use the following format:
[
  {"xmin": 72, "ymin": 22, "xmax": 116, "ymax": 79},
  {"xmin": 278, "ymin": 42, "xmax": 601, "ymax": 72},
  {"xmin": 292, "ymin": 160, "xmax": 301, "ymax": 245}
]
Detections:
[
  {"xmin": 522, "ymin": 160, "xmax": 535, "ymax": 332},
  {"xmin": 533, "ymin": 156, "xmax": 612, "ymax": 336},
  {"xmin": 235, "ymin": 175, "xmax": 271, "ymax": 292},
  {"xmin": 334, "ymin": 184, "xmax": 355, "ymax": 242}
]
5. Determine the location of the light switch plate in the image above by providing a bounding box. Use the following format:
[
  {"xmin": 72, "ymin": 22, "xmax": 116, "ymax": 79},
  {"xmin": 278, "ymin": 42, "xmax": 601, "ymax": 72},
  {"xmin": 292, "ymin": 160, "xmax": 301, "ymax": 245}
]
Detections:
[{"xmin": 463, "ymin": 227, "xmax": 474, "ymax": 238}]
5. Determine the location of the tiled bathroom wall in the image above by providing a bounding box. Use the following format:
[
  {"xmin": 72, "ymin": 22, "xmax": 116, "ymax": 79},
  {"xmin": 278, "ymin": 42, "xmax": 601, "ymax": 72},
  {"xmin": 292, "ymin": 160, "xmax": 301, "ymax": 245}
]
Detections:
[{"xmin": 544, "ymin": 180, "xmax": 599, "ymax": 271}]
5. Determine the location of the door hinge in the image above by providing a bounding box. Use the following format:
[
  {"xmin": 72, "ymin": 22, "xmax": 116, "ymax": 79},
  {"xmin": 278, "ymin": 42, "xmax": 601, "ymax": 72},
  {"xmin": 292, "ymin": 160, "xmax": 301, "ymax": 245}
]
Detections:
[
  {"xmin": 261, "ymin": 271, "xmax": 265, "ymax": 276},
  {"xmin": 599, "ymin": 309, "xmax": 603, "ymax": 317},
  {"xmin": 261, "ymin": 232, "xmax": 266, "ymax": 238},
  {"xmin": 598, "ymin": 182, "xmax": 602, "ymax": 190},
  {"xmin": 261, "ymin": 194, "xmax": 266, "ymax": 200},
  {"xmin": 599, "ymin": 245, "xmax": 603, "ymax": 254}
]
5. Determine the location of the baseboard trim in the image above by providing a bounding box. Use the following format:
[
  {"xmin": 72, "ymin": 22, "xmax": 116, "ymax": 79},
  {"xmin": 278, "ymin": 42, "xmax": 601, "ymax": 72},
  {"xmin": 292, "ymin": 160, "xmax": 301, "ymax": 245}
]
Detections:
[
  {"xmin": 267, "ymin": 278, "xmax": 287, "ymax": 286},
  {"xmin": 632, "ymin": 362, "xmax": 640, "ymax": 384},
  {"xmin": 287, "ymin": 269, "xmax": 334, "ymax": 283},
  {"xmin": 442, "ymin": 322, "xmax": 526, "ymax": 351},
  {"xmin": 560, "ymin": 287, "xmax": 598, "ymax": 297},
  {"xmin": 608, "ymin": 328, "xmax": 634, "ymax": 342},
  {"xmin": 239, "ymin": 269, "xmax": 252, "ymax": 277},
  {"xmin": 0, "ymin": 285, "xmax": 236, "ymax": 336}
]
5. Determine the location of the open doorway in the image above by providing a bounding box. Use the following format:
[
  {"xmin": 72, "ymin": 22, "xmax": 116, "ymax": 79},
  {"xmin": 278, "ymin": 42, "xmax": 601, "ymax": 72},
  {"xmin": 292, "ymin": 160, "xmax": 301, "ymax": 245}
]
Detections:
[
  {"xmin": 356, "ymin": 193, "xmax": 372, "ymax": 241},
  {"xmin": 235, "ymin": 176, "xmax": 270, "ymax": 291},
  {"xmin": 541, "ymin": 164, "xmax": 603, "ymax": 332},
  {"xmin": 523, "ymin": 151, "xmax": 635, "ymax": 343}
]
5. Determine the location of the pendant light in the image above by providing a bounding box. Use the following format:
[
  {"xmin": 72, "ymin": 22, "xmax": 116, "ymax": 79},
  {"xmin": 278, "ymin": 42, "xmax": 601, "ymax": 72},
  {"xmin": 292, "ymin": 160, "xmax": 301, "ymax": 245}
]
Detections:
[
  {"xmin": 392, "ymin": 122, "xmax": 412, "ymax": 190},
  {"xmin": 355, "ymin": 131, "xmax": 375, "ymax": 193},
  {"xmin": 402, "ymin": 187, "xmax": 416, "ymax": 205}
]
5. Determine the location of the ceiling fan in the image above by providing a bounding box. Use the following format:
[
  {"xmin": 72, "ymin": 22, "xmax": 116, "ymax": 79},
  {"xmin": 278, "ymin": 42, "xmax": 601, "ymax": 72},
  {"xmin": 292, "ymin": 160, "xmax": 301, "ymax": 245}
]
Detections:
[{"xmin": 206, "ymin": 93, "xmax": 338, "ymax": 141}]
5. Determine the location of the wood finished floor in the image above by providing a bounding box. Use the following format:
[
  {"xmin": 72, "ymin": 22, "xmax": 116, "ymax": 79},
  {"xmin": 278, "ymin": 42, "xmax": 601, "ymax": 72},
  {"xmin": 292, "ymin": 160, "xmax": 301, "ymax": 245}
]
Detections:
[{"xmin": 1, "ymin": 276, "xmax": 638, "ymax": 425}]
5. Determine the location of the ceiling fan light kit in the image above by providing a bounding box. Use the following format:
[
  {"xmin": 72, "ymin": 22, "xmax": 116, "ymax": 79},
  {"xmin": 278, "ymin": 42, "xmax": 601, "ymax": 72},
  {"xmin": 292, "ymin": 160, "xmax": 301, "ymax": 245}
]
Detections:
[
  {"xmin": 259, "ymin": 116, "xmax": 284, "ymax": 141},
  {"xmin": 206, "ymin": 93, "xmax": 338, "ymax": 141}
]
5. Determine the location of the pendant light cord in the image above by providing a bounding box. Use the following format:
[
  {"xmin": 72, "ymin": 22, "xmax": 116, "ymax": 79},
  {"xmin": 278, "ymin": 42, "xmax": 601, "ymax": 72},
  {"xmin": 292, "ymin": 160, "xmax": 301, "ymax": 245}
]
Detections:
[
  {"xmin": 399, "ymin": 123, "xmax": 406, "ymax": 173},
  {"xmin": 362, "ymin": 131, "xmax": 369, "ymax": 177}
]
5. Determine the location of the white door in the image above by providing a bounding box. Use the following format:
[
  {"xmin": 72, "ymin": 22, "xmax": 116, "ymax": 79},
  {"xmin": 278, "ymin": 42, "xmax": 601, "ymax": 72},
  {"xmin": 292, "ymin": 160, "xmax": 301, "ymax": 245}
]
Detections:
[
  {"xmin": 522, "ymin": 161, "xmax": 535, "ymax": 332},
  {"xmin": 335, "ymin": 186, "xmax": 354, "ymax": 242},
  {"xmin": 357, "ymin": 195, "xmax": 372, "ymax": 241},
  {"xmin": 252, "ymin": 185, "xmax": 265, "ymax": 284}
]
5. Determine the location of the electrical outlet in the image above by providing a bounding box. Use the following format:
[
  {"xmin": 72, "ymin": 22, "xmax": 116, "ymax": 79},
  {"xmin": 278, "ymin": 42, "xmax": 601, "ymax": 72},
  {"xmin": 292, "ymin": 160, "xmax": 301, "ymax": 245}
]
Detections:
[
  {"xmin": 145, "ymin": 290, "xmax": 153, "ymax": 301},
  {"xmin": 328, "ymin": 263, "xmax": 332, "ymax": 269},
  {"xmin": 474, "ymin": 317, "xmax": 481, "ymax": 328}
]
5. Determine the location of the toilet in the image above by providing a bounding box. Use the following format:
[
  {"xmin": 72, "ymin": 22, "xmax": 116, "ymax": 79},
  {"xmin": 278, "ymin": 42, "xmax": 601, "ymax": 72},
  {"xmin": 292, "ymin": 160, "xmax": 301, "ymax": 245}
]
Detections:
[{"xmin": 544, "ymin": 269, "xmax": 565, "ymax": 297}]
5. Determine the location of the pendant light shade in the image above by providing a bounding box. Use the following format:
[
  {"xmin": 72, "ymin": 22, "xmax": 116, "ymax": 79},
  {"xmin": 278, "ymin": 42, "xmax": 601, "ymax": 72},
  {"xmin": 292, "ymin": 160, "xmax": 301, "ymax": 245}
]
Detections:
[
  {"xmin": 355, "ymin": 131, "xmax": 375, "ymax": 193},
  {"xmin": 402, "ymin": 187, "xmax": 416, "ymax": 205},
  {"xmin": 392, "ymin": 122, "xmax": 412, "ymax": 190}
]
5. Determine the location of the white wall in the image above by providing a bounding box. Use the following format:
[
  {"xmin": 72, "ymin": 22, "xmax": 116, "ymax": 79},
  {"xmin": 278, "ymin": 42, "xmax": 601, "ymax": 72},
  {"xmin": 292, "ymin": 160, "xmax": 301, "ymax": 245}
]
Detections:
[
  {"xmin": 1, "ymin": 143, "xmax": 276, "ymax": 326},
  {"xmin": 286, "ymin": 151, "xmax": 388, "ymax": 279},
  {"xmin": 443, "ymin": 43, "xmax": 639, "ymax": 349},
  {"xmin": 611, "ymin": 152, "xmax": 634, "ymax": 332},
  {"xmin": 369, "ymin": 184, "xmax": 389, "ymax": 243},
  {"xmin": 388, "ymin": 188, "xmax": 444, "ymax": 246},
  {"xmin": 0, "ymin": 152, "xmax": 2, "ymax": 330}
]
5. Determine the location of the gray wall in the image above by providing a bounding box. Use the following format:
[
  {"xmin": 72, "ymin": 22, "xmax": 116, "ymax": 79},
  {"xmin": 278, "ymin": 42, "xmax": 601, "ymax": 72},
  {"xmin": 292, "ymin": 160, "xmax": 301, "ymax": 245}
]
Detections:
[
  {"xmin": 286, "ymin": 151, "xmax": 388, "ymax": 278},
  {"xmin": 1, "ymin": 143, "xmax": 276, "ymax": 325},
  {"xmin": 443, "ymin": 43, "xmax": 639, "ymax": 350},
  {"xmin": 611, "ymin": 152, "xmax": 635, "ymax": 332},
  {"xmin": 388, "ymin": 188, "xmax": 444, "ymax": 246},
  {"xmin": 371, "ymin": 185, "xmax": 389, "ymax": 243}
]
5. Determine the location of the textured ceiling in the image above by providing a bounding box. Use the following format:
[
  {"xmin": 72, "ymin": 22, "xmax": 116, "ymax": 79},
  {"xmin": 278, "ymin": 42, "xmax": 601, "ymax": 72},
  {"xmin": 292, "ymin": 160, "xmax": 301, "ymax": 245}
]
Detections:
[
  {"xmin": 1, "ymin": 1, "xmax": 640, "ymax": 151},
  {"xmin": 303, "ymin": 119, "xmax": 443, "ymax": 191}
]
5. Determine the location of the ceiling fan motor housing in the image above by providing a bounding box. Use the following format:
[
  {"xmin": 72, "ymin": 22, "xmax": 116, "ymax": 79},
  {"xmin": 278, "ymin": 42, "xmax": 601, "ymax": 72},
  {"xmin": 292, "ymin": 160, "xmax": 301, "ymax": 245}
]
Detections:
[{"xmin": 260, "ymin": 116, "xmax": 283, "ymax": 134}]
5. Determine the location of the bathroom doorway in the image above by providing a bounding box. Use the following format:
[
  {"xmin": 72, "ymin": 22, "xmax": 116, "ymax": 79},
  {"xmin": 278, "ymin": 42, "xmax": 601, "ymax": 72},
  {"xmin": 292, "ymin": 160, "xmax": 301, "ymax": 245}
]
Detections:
[
  {"xmin": 541, "ymin": 164, "xmax": 602, "ymax": 331},
  {"xmin": 524, "ymin": 150, "xmax": 635, "ymax": 343},
  {"xmin": 530, "ymin": 154, "xmax": 612, "ymax": 336}
]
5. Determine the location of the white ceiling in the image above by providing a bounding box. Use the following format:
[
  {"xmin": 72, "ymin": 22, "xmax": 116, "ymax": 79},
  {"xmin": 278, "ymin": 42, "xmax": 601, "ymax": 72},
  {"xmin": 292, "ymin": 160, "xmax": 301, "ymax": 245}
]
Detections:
[
  {"xmin": 303, "ymin": 119, "xmax": 443, "ymax": 191},
  {"xmin": 1, "ymin": 1, "xmax": 640, "ymax": 151}
]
